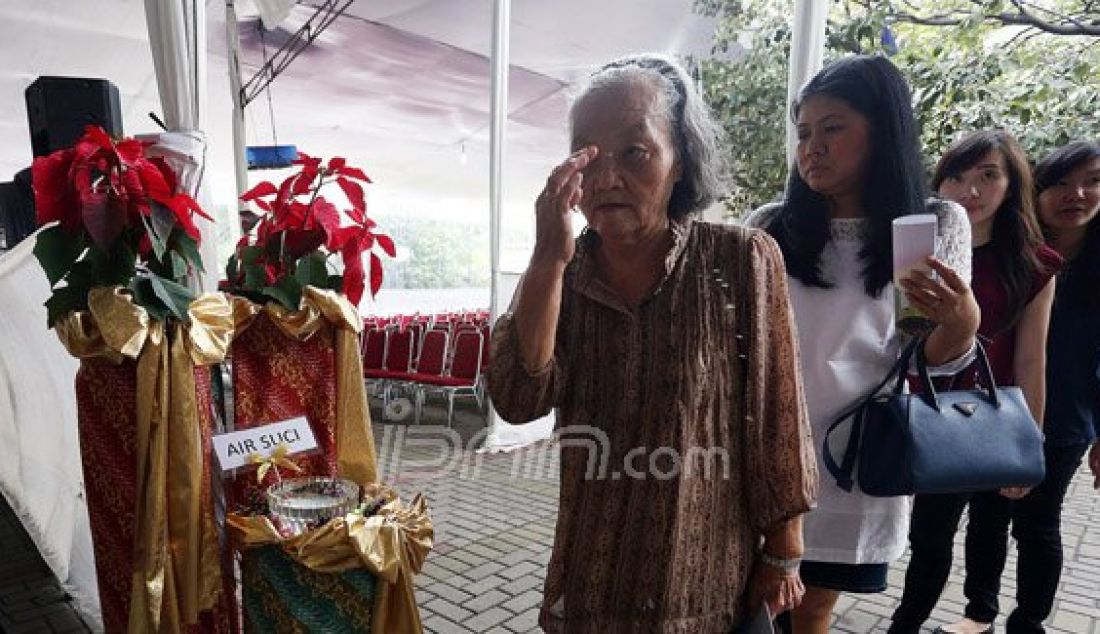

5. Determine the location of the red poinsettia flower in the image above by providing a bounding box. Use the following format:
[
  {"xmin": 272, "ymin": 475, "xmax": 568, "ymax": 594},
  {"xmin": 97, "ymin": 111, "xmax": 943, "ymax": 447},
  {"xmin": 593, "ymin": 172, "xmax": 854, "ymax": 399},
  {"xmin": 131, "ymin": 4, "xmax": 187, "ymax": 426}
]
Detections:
[
  {"xmin": 31, "ymin": 125, "xmax": 215, "ymax": 327},
  {"xmin": 235, "ymin": 152, "xmax": 390, "ymax": 307},
  {"xmin": 32, "ymin": 148, "xmax": 81, "ymax": 231},
  {"xmin": 31, "ymin": 125, "xmax": 212, "ymax": 250}
]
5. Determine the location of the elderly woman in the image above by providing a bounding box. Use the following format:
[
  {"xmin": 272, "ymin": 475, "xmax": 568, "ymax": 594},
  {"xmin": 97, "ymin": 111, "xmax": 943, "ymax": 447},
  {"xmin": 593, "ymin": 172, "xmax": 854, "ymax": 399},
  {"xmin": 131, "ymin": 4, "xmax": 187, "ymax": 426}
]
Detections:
[{"xmin": 488, "ymin": 54, "xmax": 818, "ymax": 633}]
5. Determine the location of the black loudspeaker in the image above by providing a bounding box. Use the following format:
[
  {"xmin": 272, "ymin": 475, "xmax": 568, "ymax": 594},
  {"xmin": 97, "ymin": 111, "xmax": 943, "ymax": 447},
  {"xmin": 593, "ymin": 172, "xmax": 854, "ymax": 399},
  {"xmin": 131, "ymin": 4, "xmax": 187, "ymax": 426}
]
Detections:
[
  {"xmin": 25, "ymin": 76, "xmax": 123, "ymax": 157},
  {"xmin": 0, "ymin": 168, "xmax": 36, "ymax": 249}
]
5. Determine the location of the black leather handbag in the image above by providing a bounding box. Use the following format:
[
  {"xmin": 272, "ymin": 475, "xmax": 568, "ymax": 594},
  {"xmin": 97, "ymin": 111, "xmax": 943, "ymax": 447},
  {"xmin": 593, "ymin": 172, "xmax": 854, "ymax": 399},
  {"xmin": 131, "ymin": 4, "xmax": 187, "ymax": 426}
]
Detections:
[{"xmin": 822, "ymin": 338, "xmax": 1046, "ymax": 497}]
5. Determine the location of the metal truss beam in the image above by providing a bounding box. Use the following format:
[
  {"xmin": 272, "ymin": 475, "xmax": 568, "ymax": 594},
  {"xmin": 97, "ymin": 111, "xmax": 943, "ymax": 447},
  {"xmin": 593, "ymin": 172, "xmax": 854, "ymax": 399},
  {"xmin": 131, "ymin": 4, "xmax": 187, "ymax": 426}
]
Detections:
[{"xmin": 239, "ymin": 0, "xmax": 355, "ymax": 108}]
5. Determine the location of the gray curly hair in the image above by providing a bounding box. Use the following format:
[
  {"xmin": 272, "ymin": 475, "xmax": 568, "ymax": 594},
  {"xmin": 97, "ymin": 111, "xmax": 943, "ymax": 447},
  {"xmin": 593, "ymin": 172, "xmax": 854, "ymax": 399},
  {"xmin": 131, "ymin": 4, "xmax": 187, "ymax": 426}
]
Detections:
[{"xmin": 569, "ymin": 53, "xmax": 729, "ymax": 220}]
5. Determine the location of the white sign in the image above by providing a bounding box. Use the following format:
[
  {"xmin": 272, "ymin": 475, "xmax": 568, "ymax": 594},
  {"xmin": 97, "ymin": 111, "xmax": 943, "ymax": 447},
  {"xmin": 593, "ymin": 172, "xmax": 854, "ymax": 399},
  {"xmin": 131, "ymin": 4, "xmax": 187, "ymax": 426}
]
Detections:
[{"xmin": 212, "ymin": 416, "xmax": 318, "ymax": 471}]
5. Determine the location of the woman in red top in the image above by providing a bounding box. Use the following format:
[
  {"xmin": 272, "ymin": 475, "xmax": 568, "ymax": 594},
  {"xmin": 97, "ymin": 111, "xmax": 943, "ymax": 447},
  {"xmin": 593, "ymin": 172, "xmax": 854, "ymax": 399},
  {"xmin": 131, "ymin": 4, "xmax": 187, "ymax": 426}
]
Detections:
[{"xmin": 888, "ymin": 130, "xmax": 1062, "ymax": 634}]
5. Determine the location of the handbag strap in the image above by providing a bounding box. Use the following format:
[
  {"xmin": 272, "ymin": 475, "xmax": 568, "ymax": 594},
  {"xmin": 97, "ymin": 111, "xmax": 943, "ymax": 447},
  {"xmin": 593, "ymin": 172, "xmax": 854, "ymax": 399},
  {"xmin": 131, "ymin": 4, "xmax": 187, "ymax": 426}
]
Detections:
[
  {"xmin": 821, "ymin": 337, "xmax": 921, "ymax": 491},
  {"xmin": 915, "ymin": 338, "xmax": 998, "ymax": 409}
]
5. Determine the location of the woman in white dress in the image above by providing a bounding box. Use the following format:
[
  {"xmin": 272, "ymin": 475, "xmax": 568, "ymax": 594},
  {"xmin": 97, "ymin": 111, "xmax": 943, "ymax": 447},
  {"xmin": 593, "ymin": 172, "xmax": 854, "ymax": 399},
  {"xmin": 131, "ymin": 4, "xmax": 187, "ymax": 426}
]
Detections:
[{"xmin": 746, "ymin": 55, "xmax": 980, "ymax": 633}]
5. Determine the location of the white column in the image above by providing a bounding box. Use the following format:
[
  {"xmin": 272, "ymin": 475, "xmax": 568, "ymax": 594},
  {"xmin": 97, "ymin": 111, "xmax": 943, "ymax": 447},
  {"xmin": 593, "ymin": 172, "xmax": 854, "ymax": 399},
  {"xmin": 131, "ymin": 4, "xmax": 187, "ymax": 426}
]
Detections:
[
  {"xmin": 226, "ymin": 0, "xmax": 249, "ymax": 229},
  {"xmin": 483, "ymin": 0, "xmax": 511, "ymax": 448},
  {"xmin": 145, "ymin": 0, "xmax": 220, "ymax": 291},
  {"xmin": 786, "ymin": 0, "xmax": 830, "ymax": 162}
]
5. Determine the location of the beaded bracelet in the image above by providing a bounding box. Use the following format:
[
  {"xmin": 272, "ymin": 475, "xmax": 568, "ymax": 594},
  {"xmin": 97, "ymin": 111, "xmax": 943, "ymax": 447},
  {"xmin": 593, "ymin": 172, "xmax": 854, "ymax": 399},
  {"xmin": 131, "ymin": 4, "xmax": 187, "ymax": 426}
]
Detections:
[{"xmin": 758, "ymin": 551, "xmax": 802, "ymax": 572}]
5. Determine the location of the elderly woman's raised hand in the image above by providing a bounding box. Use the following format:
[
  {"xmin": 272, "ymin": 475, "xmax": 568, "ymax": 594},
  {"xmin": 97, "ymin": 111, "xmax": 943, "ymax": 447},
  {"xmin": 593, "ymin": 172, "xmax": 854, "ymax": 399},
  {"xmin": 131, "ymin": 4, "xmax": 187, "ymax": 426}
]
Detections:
[{"xmin": 531, "ymin": 146, "xmax": 597, "ymax": 269}]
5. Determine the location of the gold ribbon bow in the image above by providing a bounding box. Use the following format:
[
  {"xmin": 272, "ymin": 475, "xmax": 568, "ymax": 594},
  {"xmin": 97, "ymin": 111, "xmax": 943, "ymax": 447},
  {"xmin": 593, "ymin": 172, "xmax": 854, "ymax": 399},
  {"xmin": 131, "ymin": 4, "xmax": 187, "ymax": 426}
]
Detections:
[
  {"xmin": 56, "ymin": 287, "xmax": 235, "ymax": 633},
  {"xmin": 249, "ymin": 443, "xmax": 303, "ymax": 483}
]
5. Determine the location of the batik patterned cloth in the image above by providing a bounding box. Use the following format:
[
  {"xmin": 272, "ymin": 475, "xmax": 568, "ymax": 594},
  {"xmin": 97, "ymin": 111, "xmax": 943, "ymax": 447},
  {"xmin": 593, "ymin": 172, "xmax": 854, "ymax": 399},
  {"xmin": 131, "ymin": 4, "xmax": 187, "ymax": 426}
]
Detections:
[
  {"xmin": 75, "ymin": 359, "xmax": 236, "ymax": 633},
  {"xmin": 240, "ymin": 545, "xmax": 376, "ymax": 633},
  {"xmin": 228, "ymin": 311, "xmax": 340, "ymax": 510}
]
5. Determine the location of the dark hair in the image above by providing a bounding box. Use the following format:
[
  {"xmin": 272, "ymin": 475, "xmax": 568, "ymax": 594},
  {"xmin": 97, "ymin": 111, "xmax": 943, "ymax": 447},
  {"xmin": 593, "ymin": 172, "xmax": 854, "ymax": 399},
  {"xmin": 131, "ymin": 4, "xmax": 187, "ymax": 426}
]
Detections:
[
  {"xmin": 1034, "ymin": 140, "xmax": 1100, "ymax": 307},
  {"xmin": 931, "ymin": 130, "xmax": 1045, "ymax": 330},
  {"xmin": 573, "ymin": 54, "xmax": 728, "ymax": 220},
  {"xmin": 761, "ymin": 55, "xmax": 927, "ymax": 297}
]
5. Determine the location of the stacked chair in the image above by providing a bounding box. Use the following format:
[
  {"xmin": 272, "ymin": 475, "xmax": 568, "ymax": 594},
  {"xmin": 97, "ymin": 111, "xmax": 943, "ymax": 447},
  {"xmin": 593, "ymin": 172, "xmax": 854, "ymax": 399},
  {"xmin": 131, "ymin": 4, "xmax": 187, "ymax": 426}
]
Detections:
[{"xmin": 359, "ymin": 310, "xmax": 490, "ymax": 427}]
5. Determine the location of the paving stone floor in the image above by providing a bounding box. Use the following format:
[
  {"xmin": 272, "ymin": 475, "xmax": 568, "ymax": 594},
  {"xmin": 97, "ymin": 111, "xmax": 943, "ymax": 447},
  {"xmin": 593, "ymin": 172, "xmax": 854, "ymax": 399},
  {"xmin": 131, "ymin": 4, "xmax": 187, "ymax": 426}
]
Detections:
[
  {"xmin": 3, "ymin": 395, "xmax": 1098, "ymax": 633},
  {"xmin": 0, "ymin": 493, "xmax": 91, "ymax": 633},
  {"xmin": 390, "ymin": 401, "xmax": 1100, "ymax": 634}
]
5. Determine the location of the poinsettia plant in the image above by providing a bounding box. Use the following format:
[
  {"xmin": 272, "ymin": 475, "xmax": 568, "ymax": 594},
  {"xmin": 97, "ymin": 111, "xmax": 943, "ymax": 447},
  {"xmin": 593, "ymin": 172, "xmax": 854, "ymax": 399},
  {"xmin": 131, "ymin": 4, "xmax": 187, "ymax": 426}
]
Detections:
[
  {"xmin": 226, "ymin": 152, "xmax": 394, "ymax": 308},
  {"xmin": 31, "ymin": 125, "xmax": 212, "ymax": 327}
]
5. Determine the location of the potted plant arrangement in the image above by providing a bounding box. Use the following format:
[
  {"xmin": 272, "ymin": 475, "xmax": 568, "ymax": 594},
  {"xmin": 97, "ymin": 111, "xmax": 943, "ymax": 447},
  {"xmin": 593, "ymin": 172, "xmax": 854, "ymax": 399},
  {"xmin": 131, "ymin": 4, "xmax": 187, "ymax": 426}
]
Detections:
[
  {"xmin": 221, "ymin": 152, "xmax": 392, "ymax": 511},
  {"xmin": 31, "ymin": 125, "xmax": 236, "ymax": 632},
  {"xmin": 222, "ymin": 153, "xmax": 433, "ymax": 631}
]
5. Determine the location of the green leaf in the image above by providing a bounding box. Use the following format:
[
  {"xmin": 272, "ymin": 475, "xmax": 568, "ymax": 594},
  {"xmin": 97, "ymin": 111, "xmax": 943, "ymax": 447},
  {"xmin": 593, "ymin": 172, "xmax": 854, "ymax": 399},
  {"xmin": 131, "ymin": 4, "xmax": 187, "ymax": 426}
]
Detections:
[
  {"xmin": 260, "ymin": 275, "xmax": 302, "ymax": 310},
  {"xmin": 129, "ymin": 277, "xmax": 171, "ymax": 322},
  {"xmin": 225, "ymin": 254, "xmax": 239, "ymax": 284},
  {"xmin": 33, "ymin": 225, "xmax": 85, "ymax": 287},
  {"xmin": 44, "ymin": 284, "xmax": 90, "ymax": 328},
  {"xmin": 173, "ymin": 231, "xmax": 205, "ymax": 275},
  {"xmin": 149, "ymin": 275, "xmax": 196, "ymax": 323},
  {"xmin": 76, "ymin": 241, "xmax": 135, "ymax": 288},
  {"xmin": 144, "ymin": 204, "xmax": 173, "ymax": 260},
  {"xmin": 294, "ymin": 252, "xmax": 329, "ymax": 288},
  {"xmin": 102, "ymin": 241, "xmax": 137, "ymax": 287},
  {"xmin": 240, "ymin": 245, "xmax": 265, "ymax": 266},
  {"xmin": 243, "ymin": 263, "xmax": 267, "ymax": 290},
  {"xmin": 170, "ymin": 251, "xmax": 189, "ymax": 279},
  {"xmin": 65, "ymin": 260, "xmax": 96, "ymax": 292}
]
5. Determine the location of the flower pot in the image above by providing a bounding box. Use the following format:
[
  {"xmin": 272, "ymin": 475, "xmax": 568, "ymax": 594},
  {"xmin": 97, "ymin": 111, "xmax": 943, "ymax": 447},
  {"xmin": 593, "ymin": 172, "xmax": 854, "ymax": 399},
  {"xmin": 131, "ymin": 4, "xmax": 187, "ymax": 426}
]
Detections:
[{"xmin": 74, "ymin": 354, "xmax": 235, "ymax": 633}]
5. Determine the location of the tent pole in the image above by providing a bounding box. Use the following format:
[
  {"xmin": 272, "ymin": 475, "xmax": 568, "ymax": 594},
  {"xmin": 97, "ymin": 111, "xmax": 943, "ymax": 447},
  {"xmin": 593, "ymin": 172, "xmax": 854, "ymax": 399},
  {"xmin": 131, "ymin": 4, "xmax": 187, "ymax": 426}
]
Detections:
[
  {"xmin": 226, "ymin": 0, "xmax": 249, "ymax": 231},
  {"xmin": 484, "ymin": 0, "xmax": 511, "ymax": 448},
  {"xmin": 786, "ymin": 0, "xmax": 829, "ymax": 163}
]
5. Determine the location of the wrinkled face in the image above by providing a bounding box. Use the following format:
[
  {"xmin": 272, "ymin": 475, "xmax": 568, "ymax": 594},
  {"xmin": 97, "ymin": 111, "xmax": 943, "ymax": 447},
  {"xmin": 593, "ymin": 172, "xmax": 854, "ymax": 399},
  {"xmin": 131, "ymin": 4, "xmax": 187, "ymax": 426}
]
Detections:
[
  {"xmin": 571, "ymin": 80, "xmax": 681, "ymax": 242},
  {"xmin": 796, "ymin": 94, "xmax": 872, "ymax": 198},
  {"xmin": 937, "ymin": 150, "xmax": 1011, "ymax": 230},
  {"xmin": 1038, "ymin": 157, "xmax": 1100, "ymax": 233}
]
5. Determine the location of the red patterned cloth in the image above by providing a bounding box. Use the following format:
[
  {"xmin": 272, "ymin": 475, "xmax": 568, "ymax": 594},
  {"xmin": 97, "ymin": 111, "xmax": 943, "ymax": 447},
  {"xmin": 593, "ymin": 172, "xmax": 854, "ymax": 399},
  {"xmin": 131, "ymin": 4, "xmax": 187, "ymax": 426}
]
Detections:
[
  {"xmin": 75, "ymin": 360, "xmax": 236, "ymax": 633},
  {"xmin": 228, "ymin": 312, "xmax": 340, "ymax": 511}
]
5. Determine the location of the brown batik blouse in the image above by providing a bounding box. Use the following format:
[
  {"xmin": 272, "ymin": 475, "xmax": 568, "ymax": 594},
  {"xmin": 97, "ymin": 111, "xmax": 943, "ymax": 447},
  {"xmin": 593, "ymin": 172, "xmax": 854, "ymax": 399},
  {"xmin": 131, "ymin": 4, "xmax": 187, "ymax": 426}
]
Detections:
[{"xmin": 489, "ymin": 220, "xmax": 818, "ymax": 633}]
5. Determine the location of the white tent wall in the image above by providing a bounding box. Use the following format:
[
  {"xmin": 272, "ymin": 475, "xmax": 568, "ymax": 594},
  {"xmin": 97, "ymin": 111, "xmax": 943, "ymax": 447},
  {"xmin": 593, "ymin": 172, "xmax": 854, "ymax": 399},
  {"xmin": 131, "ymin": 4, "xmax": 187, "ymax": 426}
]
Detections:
[{"xmin": 0, "ymin": 234, "xmax": 101, "ymax": 628}]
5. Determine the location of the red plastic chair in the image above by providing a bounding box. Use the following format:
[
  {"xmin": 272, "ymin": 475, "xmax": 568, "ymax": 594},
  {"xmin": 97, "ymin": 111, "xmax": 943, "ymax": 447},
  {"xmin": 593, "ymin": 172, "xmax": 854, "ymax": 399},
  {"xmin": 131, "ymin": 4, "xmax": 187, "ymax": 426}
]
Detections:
[
  {"xmin": 406, "ymin": 330, "xmax": 449, "ymax": 424},
  {"xmin": 408, "ymin": 322, "xmax": 424, "ymax": 361},
  {"xmin": 376, "ymin": 329, "xmax": 413, "ymax": 415},
  {"xmin": 418, "ymin": 331, "xmax": 483, "ymax": 427},
  {"xmin": 361, "ymin": 328, "xmax": 386, "ymax": 375},
  {"xmin": 479, "ymin": 324, "xmax": 491, "ymax": 369}
]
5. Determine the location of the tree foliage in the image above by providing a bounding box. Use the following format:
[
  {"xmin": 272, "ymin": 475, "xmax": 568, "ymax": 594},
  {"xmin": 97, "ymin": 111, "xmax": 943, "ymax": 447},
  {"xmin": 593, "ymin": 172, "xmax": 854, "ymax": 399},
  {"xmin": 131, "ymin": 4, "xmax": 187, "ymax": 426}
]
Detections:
[
  {"xmin": 371, "ymin": 213, "xmax": 491, "ymax": 289},
  {"xmin": 695, "ymin": 0, "xmax": 1100, "ymax": 217}
]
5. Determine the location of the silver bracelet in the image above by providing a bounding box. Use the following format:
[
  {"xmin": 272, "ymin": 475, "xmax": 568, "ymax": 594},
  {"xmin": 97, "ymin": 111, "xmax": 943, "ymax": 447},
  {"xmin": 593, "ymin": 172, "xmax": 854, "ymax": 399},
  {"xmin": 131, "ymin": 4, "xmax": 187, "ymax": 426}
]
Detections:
[{"xmin": 758, "ymin": 551, "xmax": 802, "ymax": 572}]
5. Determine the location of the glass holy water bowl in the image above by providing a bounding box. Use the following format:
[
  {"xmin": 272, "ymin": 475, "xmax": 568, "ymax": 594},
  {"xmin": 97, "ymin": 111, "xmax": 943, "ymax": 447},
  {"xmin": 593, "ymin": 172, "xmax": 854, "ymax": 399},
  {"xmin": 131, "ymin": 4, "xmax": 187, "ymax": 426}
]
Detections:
[{"xmin": 266, "ymin": 476, "xmax": 360, "ymax": 536}]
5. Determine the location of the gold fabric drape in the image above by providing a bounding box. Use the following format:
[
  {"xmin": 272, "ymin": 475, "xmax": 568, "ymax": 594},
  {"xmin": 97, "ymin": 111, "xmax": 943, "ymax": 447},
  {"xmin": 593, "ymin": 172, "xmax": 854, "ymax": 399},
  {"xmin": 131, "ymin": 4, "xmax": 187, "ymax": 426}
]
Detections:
[
  {"xmin": 229, "ymin": 286, "xmax": 378, "ymax": 487},
  {"xmin": 56, "ymin": 288, "xmax": 235, "ymax": 632},
  {"xmin": 228, "ymin": 484, "xmax": 433, "ymax": 633}
]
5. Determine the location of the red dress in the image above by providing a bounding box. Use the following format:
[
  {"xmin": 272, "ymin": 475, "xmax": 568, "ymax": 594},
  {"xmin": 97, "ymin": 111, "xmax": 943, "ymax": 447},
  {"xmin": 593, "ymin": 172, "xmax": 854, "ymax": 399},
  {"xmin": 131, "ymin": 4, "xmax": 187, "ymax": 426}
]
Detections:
[{"xmin": 951, "ymin": 243, "xmax": 1062, "ymax": 387}]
